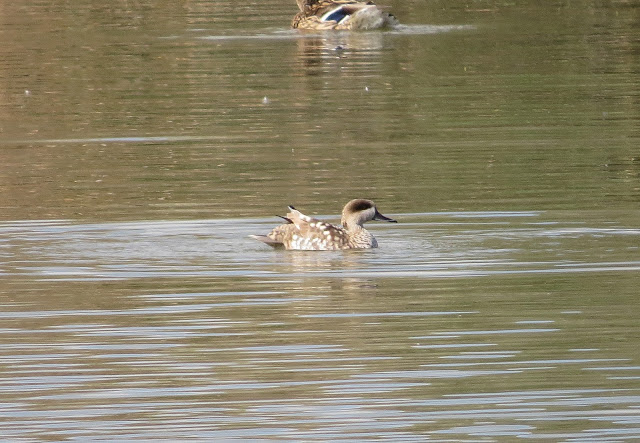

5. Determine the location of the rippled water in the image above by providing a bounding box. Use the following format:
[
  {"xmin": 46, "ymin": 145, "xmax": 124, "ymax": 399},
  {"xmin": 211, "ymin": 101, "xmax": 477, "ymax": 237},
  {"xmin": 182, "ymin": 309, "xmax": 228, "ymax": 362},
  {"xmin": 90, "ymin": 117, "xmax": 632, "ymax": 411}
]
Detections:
[
  {"xmin": 1, "ymin": 0, "xmax": 639, "ymax": 440},
  {"xmin": 2, "ymin": 211, "xmax": 639, "ymax": 440}
]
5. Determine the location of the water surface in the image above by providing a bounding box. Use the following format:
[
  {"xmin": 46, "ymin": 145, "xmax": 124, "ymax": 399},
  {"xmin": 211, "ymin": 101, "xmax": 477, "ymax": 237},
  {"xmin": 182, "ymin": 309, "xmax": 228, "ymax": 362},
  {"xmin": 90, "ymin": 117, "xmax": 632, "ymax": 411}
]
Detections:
[{"xmin": 1, "ymin": 0, "xmax": 639, "ymax": 440}]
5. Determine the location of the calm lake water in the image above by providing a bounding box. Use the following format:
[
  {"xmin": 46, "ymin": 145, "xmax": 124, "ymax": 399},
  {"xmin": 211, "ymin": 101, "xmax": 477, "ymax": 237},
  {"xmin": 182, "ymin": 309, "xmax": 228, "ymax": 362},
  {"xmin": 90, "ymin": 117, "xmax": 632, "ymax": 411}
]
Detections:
[{"xmin": 1, "ymin": 0, "xmax": 639, "ymax": 440}]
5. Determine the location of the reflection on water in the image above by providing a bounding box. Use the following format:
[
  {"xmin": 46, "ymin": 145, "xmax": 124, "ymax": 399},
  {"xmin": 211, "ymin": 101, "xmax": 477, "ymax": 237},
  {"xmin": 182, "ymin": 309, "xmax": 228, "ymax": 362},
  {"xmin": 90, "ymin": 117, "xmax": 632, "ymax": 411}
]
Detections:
[
  {"xmin": 3, "ymin": 212, "xmax": 638, "ymax": 281},
  {"xmin": 1, "ymin": 0, "xmax": 639, "ymax": 440},
  {"xmin": 1, "ymin": 212, "xmax": 639, "ymax": 439}
]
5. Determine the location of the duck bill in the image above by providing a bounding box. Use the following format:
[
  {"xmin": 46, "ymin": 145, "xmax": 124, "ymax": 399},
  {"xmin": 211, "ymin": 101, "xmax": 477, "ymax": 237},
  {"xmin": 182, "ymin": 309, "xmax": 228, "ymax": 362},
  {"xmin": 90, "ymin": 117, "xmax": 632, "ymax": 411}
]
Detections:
[{"xmin": 373, "ymin": 209, "xmax": 397, "ymax": 223}]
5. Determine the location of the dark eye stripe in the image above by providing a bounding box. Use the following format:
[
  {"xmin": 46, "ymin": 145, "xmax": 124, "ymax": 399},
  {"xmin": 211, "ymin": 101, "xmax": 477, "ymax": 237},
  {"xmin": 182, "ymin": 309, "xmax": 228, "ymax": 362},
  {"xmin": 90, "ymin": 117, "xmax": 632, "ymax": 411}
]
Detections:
[{"xmin": 350, "ymin": 200, "xmax": 373, "ymax": 212}]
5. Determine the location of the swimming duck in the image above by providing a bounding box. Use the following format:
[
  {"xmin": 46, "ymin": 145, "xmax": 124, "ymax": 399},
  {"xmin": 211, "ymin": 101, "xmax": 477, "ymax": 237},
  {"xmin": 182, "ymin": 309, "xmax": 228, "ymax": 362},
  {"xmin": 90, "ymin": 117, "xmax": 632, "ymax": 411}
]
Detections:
[
  {"xmin": 250, "ymin": 199, "xmax": 396, "ymax": 250},
  {"xmin": 292, "ymin": 0, "xmax": 398, "ymax": 30}
]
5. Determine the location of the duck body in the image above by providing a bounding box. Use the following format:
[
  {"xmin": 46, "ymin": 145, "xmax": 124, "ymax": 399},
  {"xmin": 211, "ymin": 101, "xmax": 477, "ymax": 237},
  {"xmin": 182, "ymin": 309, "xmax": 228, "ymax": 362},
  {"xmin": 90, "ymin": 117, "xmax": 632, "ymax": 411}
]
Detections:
[
  {"xmin": 292, "ymin": 0, "xmax": 398, "ymax": 30},
  {"xmin": 250, "ymin": 199, "xmax": 396, "ymax": 250}
]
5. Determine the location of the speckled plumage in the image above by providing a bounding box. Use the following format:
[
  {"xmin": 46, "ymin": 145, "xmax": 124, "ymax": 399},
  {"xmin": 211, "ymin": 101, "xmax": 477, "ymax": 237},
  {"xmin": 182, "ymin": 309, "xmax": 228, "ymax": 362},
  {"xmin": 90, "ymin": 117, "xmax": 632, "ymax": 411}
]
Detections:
[
  {"xmin": 250, "ymin": 199, "xmax": 396, "ymax": 250},
  {"xmin": 292, "ymin": 0, "xmax": 398, "ymax": 30}
]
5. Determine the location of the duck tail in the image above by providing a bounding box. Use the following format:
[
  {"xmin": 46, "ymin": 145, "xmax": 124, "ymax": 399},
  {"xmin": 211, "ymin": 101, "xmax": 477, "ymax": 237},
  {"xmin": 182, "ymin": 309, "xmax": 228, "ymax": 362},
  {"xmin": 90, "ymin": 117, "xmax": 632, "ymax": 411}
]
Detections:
[
  {"xmin": 277, "ymin": 215, "xmax": 293, "ymax": 224},
  {"xmin": 286, "ymin": 205, "xmax": 313, "ymax": 230},
  {"xmin": 248, "ymin": 235, "xmax": 285, "ymax": 248}
]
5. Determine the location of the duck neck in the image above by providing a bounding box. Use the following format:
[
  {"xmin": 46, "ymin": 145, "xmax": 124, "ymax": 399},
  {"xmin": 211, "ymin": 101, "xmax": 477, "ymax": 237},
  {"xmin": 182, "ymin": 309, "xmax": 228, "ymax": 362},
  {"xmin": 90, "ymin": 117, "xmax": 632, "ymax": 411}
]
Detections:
[{"xmin": 342, "ymin": 218, "xmax": 365, "ymax": 233}]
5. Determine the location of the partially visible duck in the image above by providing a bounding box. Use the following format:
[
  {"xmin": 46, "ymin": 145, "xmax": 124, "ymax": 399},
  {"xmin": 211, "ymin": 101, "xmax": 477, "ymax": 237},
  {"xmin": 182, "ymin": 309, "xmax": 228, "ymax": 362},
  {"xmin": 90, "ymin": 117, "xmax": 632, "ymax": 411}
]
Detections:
[{"xmin": 292, "ymin": 0, "xmax": 398, "ymax": 30}]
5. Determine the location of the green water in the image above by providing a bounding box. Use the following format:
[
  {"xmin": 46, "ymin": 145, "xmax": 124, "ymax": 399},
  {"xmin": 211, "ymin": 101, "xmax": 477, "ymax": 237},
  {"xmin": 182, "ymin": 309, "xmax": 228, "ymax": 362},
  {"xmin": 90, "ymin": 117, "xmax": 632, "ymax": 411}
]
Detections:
[{"xmin": 0, "ymin": 0, "xmax": 638, "ymax": 440}]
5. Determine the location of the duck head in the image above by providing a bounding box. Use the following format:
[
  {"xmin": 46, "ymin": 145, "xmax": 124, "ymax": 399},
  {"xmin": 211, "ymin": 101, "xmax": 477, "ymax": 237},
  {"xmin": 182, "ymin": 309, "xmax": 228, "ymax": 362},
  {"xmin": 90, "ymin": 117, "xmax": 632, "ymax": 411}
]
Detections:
[{"xmin": 341, "ymin": 199, "xmax": 396, "ymax": 230}]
